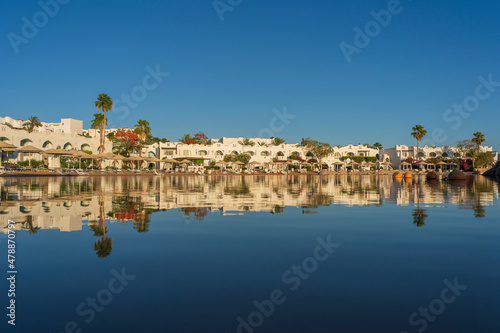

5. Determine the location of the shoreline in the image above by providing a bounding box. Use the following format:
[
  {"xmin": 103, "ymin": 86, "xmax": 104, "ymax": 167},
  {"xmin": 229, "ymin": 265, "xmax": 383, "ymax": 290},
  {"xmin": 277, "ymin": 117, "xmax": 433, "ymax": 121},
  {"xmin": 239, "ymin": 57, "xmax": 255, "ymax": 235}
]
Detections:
[{"xmin": 0, "ymin": 170, "xmax": 476, "ymax": 178}]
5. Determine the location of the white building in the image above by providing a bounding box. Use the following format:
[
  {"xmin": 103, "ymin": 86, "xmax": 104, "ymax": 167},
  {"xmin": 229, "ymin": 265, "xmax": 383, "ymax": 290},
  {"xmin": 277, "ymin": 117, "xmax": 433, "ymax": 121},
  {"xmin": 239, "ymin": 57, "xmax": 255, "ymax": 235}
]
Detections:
[
  {"xmin": 143, "ymin": 138, "xmax": 380, "ymax": 169},
  {"xmin": 0, "ymin": 116, "xmax": 111, "ymax": 167},
  {"xmin": 379, "ymin": 145, "xmax": 498, "ymax": 169}
]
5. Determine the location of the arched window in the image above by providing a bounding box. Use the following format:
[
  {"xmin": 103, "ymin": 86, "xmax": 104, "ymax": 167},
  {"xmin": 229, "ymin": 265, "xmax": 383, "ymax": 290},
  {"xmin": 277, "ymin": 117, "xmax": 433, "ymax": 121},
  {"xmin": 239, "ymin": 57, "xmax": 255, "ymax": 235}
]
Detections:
[
  {"xmin": 43, "ymin": 141, "xmax": 53, "ymax": 149},
  {"xmin": 183, "ymin": 150, "xmax": 191, "ymax": 156},
  {"xmin": 346, "ymin": 152, "xmax": 354, "ymax": 157},
  {"xmin": 21, "ymin": 139, "xmax": 33, "ymax": 147},
  {"xmin": 63, "ymin": 142, "xmax": 73, "ymax": 150},
  {"xmin": 277, "ymin": 151, "xmax": 285, "ymax": 157},
  {"xmin": 198, "ymin": 150, "xmax": 208, "ymax": 156},
  {"xmin": 0, "ymin": 137, "xmax": 11, "ymax": 143},
  {"xmin": 231, "ymin": 151, "xmax": 238, "ymax": 155},
  {"xmin": 148, "ymin": 151, "xmax": 156, "ymax": 157},
  {"xmin": 442, "ymin": 153, "xmax": 449, "ymax": 158},
  {"xmin": 453, "ymin": 153, "xmax": 461, "ymax": 158},
  {"xmin": 261, "ymin": 151, "xmax": 270, "ymax": 157},
  {"xmin": 306, "ymin": 152, "xmax": 314, "ymax": 157},
  {"xmin": 429, "ymin": 152, "xmax": 437, "ymax": 157},
  {"xmin": 292, "ymin": 151, "xmax": 300, "ymax": 156},
  {"xmin": 418, "ymin": 152, "xmax": 424, "ymax": 157},
  {"xmin": 81, "ymin": 144, "xmax": 90, "ymax": 151},
  {"xmin": 334, "ymin": 152, "xmax": 341, "ymax": 157},
  {"xmin": 215, "ymin": 150, "xmax": 223, "ymax": 156},
  {"xmin": 248, "ymin": 151, "xmax": 255, "ymax": 156}
]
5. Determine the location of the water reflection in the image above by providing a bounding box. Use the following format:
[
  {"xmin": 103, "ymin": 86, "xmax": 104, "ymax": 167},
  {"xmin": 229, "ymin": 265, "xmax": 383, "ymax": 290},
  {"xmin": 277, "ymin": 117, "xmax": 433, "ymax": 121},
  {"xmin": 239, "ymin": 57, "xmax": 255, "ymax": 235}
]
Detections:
[{"xmin": 1, "ymin": 175, "xmax": 498, "ymax": 254}]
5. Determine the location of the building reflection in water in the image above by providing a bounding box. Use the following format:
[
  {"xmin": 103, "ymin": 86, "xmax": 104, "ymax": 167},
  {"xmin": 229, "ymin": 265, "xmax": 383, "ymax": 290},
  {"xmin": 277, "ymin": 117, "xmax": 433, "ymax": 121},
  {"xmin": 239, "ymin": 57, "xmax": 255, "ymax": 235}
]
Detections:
[{"xmin": 1, "ymin": 175, "xmax": 498, "ymax": 243}]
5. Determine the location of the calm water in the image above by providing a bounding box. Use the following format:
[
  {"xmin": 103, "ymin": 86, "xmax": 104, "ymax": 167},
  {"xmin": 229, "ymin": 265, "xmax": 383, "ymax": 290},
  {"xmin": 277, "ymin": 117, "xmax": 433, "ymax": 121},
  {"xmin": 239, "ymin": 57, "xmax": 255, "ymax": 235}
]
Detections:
[{"xmin": 1, "ymin": 175, "xmax": 499, "ymax": 333}]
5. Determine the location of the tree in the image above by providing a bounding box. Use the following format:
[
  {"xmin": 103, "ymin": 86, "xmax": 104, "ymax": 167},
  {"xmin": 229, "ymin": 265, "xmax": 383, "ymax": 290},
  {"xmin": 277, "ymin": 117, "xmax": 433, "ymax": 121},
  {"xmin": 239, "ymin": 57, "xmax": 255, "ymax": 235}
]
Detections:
[
  {"xmin": 271, "ymin": 137, "xmax": 286, "ymax": 146},
  {"xmin": 90, "ymin": 113, "xmax": 108, "ymax": 153},
  {"xmin": 179, "ymin": 134, "xmax": 196, "ymax": 144},
  {"xmin": 239, "ymin": 138, "xmax": 255, "ymax": 146},
  {"xmin": 373, "ymin": 142, "xmax": 383, "ymax": 150},
  {"xmin": 457, "ymin": 139, "xmax": 478, "ymax": 170},
  {"xmin": 94, "ymin": 93, "xmax": 113, "ymax": 153},
  {"xmin": 223, "ymin": 153, "xmax": 251, "ymax": 165},
  {"xmin": 113, "ymin": 130, "xmax": 141, "ymax": 157},
  {"xmin": 134, "ymin": 119, "xmax": 152, "ymax": 156},
  {"xmin": 304, "ymin": 139, "xmax": 334, "ymax": 171},
  {"xmin": 22, "ymin": 116, "xmax": 42, "ymax": 133},
  {"xmin": 194, "ymin": 132, "xmax": 209, "ymax": 144},
  {"xmin": 472, "ymin": 132, "xmax": 485, "ymax": 153},
  {"xmin": 411, "ymin": 125, "xmax": 427, "ymax": 161},
  {"xmin": 299, "ymin": 137, "xmax": 312, "ymax": 146},
  {"xmin": 475, "ymin": 152, "xmax": 494, "ymax": 168}
]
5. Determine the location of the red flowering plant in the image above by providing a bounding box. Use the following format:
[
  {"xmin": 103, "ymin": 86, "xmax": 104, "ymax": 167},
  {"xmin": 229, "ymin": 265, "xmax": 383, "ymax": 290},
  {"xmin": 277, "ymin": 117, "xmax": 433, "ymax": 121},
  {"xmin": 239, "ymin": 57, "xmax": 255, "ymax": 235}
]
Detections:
[{"xmin": 113, "ymin": 130, "xmax": 141, "ymax": 157}]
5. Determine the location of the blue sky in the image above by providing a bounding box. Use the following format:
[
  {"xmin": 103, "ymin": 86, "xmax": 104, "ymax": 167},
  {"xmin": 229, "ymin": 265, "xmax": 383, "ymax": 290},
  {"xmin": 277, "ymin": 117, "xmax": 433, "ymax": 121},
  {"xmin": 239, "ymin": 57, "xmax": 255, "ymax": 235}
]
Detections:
[{"xmin": 1, "ymin": 0, "xmax": 499, "ymax": 149}]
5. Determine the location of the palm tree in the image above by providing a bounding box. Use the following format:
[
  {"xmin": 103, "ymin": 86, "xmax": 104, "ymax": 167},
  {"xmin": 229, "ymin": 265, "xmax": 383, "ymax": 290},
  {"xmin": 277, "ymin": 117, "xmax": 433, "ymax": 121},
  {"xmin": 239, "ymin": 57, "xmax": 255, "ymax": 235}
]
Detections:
[
  {"xmin": 23, "ymin": 116, "xmax": 42, "ymax": 133},
  {"xmin": 471, "ymin": 132, "xmax": 485, "ymax": 153},
  {"xmin": 135, "ymin": 119, "xmax": 151, "ymax": 157},
  {"xmin": 411, "ymin": 125, "xmax": 427, "ymax": 161},
  {"xmin": 90, "ymin": 114, "xmax": 107, "ymax": 166},
  {"xmin": 373, "ymin": 142, "xmax": 383, "ymax": 150},
  {"xmin": 238, "ymin": 138, "xmax": 255, "ymax": 146},
  {"xmin": 299, "ymin": 137, "xmax": 312, "ymax": 147},
  {"xmin": 271, "ymin": 137, "xmax": 286, "ymax": 146},
  {"xmin": 179, "ymin": 134, "xmax": 194, "ymax": 144},
  {"xmin": 94, "ymin": 93, "xmax": 113, "ymax": 153}
]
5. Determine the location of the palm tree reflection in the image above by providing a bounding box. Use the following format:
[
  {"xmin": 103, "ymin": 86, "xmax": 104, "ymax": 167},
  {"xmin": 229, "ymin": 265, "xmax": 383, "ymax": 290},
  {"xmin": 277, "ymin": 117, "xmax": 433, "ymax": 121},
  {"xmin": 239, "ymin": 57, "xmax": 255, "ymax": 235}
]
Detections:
[
  {"xmin": 412, "ymin": 182, "xmax": 428, "ymax": 227},
  {"xmin": 93, "ymin": 195, "xmax": 113, "ymax": 258}
]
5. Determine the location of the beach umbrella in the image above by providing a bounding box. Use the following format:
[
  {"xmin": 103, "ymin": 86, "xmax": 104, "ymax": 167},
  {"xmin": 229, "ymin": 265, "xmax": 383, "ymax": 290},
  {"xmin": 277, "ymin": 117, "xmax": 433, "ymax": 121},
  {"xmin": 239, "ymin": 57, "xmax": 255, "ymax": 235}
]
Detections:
[
  {"xmin": 179, "ymin": 159, "xmax": 192, "ymax": 164},
  {"xmin": 147, "ymin": 157, "xmax": 161, "ymax": 169},
  {"xmin": 0, "ymin": 142, "xmax": 17, "ymax": 166},
  {"xmin": 16, "ymin": 145, "xmax": 43, "ymax": 167},
  {"xmin": 73, "ymin": 150, "xmax": 93, "ymax": 168},
  {"xmin": 0, "ymin": 141, "xmax": 17, "ymax": 150}
]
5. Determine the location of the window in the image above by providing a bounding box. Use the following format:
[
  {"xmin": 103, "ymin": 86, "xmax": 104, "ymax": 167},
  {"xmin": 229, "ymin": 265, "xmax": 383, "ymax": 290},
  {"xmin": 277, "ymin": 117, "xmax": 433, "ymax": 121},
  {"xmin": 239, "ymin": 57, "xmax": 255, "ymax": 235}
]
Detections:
[
  {"xmin": 215, "ymin": 151, "xmax": 223, "ymax": 156},
  {"xmin": 198, "ymin": 150, "xmax": 208, "ymax": 156},
  {"xmin": 183, "ymin": 150, "xmax": 191, "ymax": 156},
  {"xmin": 429, "ymin": 152, "xmax": 437, "ymax": 157},
  {"xmin": 277, "ymin": 151, "xmax": 285, "ymax": 157},
  {"xmin": 63, "ymin": 142, "xmax": 73, "ymax": 150},
  {"xmin": 442, "ymin": 153, "xmax": 448, "ymax": 157},
  {"xmin": 43, "ymin": 141, "xmax": 54, "ymax": 149},
  {"xmin": 261, "ymin": 151, "xmax": 270, "ymax": 157},
  {"xmin": 21, "ymin": 139, "xmax": 33, "ymax": 147}
]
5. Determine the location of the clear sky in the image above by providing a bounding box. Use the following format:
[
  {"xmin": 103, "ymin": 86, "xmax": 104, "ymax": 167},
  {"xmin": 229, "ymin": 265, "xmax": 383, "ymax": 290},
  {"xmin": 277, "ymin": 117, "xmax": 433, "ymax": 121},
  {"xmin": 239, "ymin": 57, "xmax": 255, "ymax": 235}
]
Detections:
[{"xmin": 1, "ymin": 0, "xmax": 499, "ymax": 149}]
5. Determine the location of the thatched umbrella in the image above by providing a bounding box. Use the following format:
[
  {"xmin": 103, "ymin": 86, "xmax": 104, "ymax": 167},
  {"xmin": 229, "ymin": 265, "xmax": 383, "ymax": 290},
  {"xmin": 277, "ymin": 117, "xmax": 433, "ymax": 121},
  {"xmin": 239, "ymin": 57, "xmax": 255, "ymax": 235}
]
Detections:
[
  {"xmin": 161, "ymin": 158, "xmax": 178, "ymax": 170},
  {"xmin": 0, "ymin": 141, "xmax": 17, "ymax": 166},
  {"xmin": 147, "ymin": 156, "xmax": 162, "ymax": 169},
  {"xmin": 16, "ymin": 145, "xmax": 43, "ymax": 167},
  {"xmin": 233, "ymin": 160, "xmax": 244, "ymax": 170}
]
